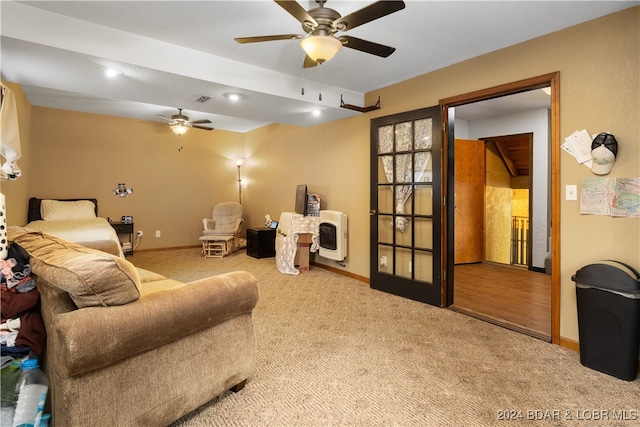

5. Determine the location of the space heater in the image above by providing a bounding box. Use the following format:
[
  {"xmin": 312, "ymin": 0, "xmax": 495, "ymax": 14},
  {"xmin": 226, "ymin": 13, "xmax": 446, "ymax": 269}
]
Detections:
[{"xmin": 318, "ymin": 210, "xmax": 347, "ymax": 261}]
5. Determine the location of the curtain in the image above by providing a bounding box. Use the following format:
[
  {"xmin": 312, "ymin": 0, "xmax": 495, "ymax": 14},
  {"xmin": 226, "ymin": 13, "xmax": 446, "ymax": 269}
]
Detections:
[
  {"xmin": 1, "ymin": 84, "xmax": 22, "ymax": 181},
  {"xmin": 378, "ymin": 119, "xmax": 432, "ymax": 232}
]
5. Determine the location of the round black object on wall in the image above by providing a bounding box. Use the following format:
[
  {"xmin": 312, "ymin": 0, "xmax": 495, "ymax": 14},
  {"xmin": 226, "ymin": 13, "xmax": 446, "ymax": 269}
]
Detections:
[{"xmin": 591, "ymin": 132, "xmax": 618, "ymax": 156}]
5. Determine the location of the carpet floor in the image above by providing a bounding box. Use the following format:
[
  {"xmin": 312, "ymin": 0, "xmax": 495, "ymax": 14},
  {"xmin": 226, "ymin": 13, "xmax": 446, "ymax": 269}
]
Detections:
[{"xmin": 129, "ymin": 248, "xmax": 639, "ymax": 427}]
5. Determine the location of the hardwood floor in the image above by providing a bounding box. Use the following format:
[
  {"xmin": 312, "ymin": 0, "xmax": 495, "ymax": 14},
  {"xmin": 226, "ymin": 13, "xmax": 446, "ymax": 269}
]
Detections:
[{"xmin": 451, "ymin": 262, "xmax": 552, "ymax": 341}]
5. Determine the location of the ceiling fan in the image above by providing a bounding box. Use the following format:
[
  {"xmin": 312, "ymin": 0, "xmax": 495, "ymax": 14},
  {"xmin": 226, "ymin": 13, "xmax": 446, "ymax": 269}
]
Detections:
[
  {"xmin": 235, "ymin": 0, "xmax": 406, "ymax": 68},
  {"xmin": 156, "ymin": 108, "xmax": 214, "ymax": 135}
]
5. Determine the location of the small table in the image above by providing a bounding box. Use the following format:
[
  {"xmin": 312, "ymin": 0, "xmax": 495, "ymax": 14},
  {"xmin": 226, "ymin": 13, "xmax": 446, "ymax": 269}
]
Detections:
[
  {"xmin": 246, "ymin": 228, "xmax": 276, "ymax": 258},
  {"xmin": 110, "ymin": 221, "xmax": 134, "ymax": 256},
  {"xmin": 199, "ymin": 235, "xmax": 234, "ymax": 258}
]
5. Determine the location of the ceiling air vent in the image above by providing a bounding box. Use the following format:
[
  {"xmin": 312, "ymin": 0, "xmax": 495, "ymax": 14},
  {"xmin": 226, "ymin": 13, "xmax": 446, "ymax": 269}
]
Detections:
[{"xmin": 196, "ymin": 95, "xmax": 211, "ymax": 103}]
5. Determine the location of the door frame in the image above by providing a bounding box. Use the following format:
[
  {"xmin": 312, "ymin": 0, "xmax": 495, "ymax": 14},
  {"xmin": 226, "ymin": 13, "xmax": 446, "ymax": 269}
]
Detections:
[{"xmin": 440, "ymin": 72, "xmax": 560, "ymax": 344}]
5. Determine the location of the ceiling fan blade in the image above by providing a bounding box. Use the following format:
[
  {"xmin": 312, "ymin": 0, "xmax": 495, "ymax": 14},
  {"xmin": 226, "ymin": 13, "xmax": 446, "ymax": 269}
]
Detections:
[
  {"xmin": 303, "ymin": 54, "xmax": 318, "ymax": 69},
  {"xmin": 192, "ymin": 125, "xmax": 214, "ymax": 131},
  {"xmin": 275, "ymin": 0, "xmax": 318, "ymax": 28},
  {"xmin": 235, "ymin": 34, "xmax": 303, "ymax": 44},
  {"xmin": 334, "ymin": 1, "xmax": 405, "ymax": 31},
  {"xmin": 156, "ymin": 114, "xmax": 174, "ymax": 122},
  {"xmin": 190, "ymin": 119, "xmax": 212, "ymax": 125},
  {"xmin": 340, "ymin": 35, "xmax": 396, "ymax": 57}
]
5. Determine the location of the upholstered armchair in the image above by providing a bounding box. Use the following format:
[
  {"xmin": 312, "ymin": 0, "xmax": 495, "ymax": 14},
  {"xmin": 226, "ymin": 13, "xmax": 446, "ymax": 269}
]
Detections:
[{"xmin": 202, "ymin": 202, "xmax": 244, "ymax": 254}]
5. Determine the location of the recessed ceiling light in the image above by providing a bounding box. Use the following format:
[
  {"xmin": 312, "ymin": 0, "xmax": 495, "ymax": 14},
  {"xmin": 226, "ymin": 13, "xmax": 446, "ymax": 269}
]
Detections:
[
  {"xmin": 104, "ymin": 68, "xmax": 123, "ymax": 78},
  {"xmin": 224, "ymin": 93, "xmax": 242, "ymax": 102}
]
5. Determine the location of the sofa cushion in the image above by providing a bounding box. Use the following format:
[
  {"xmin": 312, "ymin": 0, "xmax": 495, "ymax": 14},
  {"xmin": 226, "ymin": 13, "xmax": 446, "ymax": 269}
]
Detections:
[
  {"xmin": 136, "ymin": 267, "xmax": 167, "ymax": 284},
  {"xmin": 8, "ymin": 226, "xmax": 141, "ymax": 308},
  {"xmin": 140, "ymin": 278, "xmax": 184, "ymax": 295}
]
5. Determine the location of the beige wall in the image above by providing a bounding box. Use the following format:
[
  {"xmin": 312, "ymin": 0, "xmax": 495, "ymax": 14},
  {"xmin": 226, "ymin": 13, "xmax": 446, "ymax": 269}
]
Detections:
[
  {"xmin": 242, "ymin": 115, "xmax": 370, "ymax": 270},
  {"xmin": 24, "ymin": 107, "xmax": 244, "ymax": 248},
  {"xmin": 5, "ymin": 7, "xmax": 639, "ymax": 343}
]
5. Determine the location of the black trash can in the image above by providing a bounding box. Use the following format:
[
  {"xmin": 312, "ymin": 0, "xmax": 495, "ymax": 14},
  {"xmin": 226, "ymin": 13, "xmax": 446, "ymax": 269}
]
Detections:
[{"xmin": 572, "ymin": 261, "xmax": 640, "ymax": 381}]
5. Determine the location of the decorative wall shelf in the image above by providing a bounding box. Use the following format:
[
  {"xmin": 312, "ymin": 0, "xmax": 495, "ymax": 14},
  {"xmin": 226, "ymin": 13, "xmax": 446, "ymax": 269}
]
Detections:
[{"xmin": 340, "ymin": 95, "xmax": 380, "ymax": 113}]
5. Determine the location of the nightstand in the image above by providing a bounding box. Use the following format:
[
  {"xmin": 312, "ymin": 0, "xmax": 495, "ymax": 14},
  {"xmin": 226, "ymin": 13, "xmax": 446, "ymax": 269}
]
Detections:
[
  {"xmin": 246, "ymin": 228, "xmax": 276, "ymax": 258},
  {"xmin": 110, "ymin": 221, "xmax": 134, "ymax": 255}
]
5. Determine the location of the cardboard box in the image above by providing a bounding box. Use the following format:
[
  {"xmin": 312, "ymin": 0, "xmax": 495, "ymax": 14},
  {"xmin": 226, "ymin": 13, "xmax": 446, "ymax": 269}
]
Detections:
[
  {"xmin": 297, "ymin": 233, "xmax": 313, "ymax": 244},
  {"xmin": 294, "ymin": 233, "xmax": 313, "ymax": 271}
]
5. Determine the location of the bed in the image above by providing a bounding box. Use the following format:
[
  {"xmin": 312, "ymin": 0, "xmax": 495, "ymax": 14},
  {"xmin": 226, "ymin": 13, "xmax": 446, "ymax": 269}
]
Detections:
[{"xmin": 25, "ymin": 197, "xmax": 124, "ymax": 258}]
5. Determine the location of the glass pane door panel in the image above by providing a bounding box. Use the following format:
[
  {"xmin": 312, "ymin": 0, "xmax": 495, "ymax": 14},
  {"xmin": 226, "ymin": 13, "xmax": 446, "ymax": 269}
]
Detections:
[
  {"xmin": 415, "ymin": 251, "xmax": 433, "ymax": 283},
  {"xmin": 395, "ymin": 218, "xmax": 412, "ymax": 247},
  {"xmin": 414, "ymin": 118, "xmax": 433, "ymax": 149},
  {"xmin": 378, "ymin": 245, "xmax": 393, "ymax": 274},
  {"xmin": 378, "ymin": 215, "xmax": 393, "ymax": 244},
  {"xmin": 396, "ymin": 247, "xmax": 412, "ymax": 279},
  {"xmin": 395, "ymin": 154, "xmax": 412, "ymax": 183},
  {"xmin": 378, "ymin": 187, "xmax": 393, "ymax": 214},
  {"xmin": 395, "ymin": 122, "xmax": 412, "ymax": 151},
  {"xmin": 415, "ymin": 185, "xmax": 433, "ymax": 215},
  {"xmin": 415, "ymin": 218, "xmax": 433, "ymax": 250},
  {"xmin": 378, "ymin": 125, "xmax": 394, "ymax": 154},
  {"xmin": 414, "ymin": 152, "xmax": 432, "ymax": 182},
  {"xmin": 395, "ymin": 186, "xmax": 412, "ymax": 215},
  {"xmin": 378, "ymin": 155, "xmax": 392, "ymax": 184}
]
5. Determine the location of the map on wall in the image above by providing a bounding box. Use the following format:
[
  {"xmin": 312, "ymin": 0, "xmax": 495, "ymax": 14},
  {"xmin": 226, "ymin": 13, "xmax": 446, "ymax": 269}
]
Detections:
[{"xmin": 580, "ymin": 177, "xmax": 640, "ymax": 218}]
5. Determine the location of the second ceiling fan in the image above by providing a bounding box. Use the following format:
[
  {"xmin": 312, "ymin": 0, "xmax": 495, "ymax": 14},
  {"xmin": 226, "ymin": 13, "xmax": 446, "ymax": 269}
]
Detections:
[
  {"xmin": 235, "ymin": 0, "xmax": 406, "ymax": 68},
  {"xmin": 157, "ymin": 108, "xmax": 214, "ymax": 135}
]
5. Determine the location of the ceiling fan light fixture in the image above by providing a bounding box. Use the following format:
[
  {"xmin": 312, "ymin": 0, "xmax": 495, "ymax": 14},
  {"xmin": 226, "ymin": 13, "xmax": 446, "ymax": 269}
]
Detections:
[
  {"xmin": 300, "ymin": 35, "xmax": 342, "ymax": 63},
  {"xmin": 171, "ymin": 123, "xmax": 188, "ymax": 135}
]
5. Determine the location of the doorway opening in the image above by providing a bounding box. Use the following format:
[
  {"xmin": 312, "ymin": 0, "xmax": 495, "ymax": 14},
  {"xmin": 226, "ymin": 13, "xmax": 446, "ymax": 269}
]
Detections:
[
  {"xmin": 441, "ymin": 72, "xmax": 560, "ymax": 343},
  {"xmin": 481, "ymin": 133, "xmax": 537, "ymax": 270}
]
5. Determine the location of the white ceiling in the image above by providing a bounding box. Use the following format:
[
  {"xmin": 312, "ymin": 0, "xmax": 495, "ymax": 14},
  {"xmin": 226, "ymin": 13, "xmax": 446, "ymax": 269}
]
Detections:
[{"xmin": 1, "ymin": 1, "xmax": 637, "ymax": 132}]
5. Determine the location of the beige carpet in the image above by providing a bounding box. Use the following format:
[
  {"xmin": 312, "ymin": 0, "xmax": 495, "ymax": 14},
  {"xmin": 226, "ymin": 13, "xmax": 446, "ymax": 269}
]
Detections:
[{"xmin": 129, "ymin": 248, "xmax": 639, "ymax": 426}]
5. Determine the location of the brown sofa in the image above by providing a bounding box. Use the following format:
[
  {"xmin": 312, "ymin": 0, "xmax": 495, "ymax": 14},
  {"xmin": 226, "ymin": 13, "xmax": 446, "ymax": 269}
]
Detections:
[{"xmin": 7, "ymin": 226, "xmax": 259, "ymax": 427}]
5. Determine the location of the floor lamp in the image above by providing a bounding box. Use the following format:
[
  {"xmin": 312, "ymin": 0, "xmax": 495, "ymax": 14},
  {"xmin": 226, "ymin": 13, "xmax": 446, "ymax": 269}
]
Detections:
[{"xmin": 236, "ymin": 159, "xmax": 245, "ymax": 204}]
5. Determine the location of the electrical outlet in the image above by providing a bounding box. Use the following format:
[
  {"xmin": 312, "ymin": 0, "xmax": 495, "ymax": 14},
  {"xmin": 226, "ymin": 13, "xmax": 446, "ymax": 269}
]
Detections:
[
  {"xmin": 136, "ymin": 230, "xmax": 143, "ymax": 237},
  {"xmin": 566, "ymin": 184, "xmax": 578, "ymax": 201},
  {"xmin": 155, "ymin": 230, "xmax": 161, "ymax": 238}
]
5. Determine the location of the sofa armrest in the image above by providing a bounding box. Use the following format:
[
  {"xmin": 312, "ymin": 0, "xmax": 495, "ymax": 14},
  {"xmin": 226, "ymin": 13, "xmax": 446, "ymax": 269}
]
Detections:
[
  {"xmin": 76, "ymin": 239, "xmax": 122, "ymax": 257},
  {"xmin": 50, "ymin": 271, "xmax": 259, "ymax": 378}
]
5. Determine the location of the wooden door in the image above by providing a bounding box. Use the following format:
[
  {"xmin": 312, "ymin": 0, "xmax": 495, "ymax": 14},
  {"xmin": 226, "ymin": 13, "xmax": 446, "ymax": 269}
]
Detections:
[
  {"xmin": 454, "ymin": 139, "xmax": 485, "ymax": 264},
  {"xmin": 370, "ymin": 106, "xmax": 443, "ymax": 306}
]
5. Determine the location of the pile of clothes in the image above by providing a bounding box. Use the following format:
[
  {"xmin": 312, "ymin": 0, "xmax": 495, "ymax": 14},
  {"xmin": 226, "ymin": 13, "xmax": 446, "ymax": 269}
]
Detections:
[{"xmin": 1, "ymin": 243, "xmax": 45, "ymax": 358}]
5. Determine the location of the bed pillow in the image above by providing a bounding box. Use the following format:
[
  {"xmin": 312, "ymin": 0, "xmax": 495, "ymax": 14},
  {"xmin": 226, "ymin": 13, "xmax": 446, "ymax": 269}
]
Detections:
[
  {"xmin": 41, "ymin": 199, "xmax": 96, "ymax": 221},
  {"xmin": 7, "ymin": 226, "xmax": 141, "ymax": 308}
]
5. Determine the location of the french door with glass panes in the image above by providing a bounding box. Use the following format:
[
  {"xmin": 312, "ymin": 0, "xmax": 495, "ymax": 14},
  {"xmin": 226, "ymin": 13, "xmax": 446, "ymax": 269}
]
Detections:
[{"xmin": 370, "ymin": 106, "xmax": 443, "ymax": 305}]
